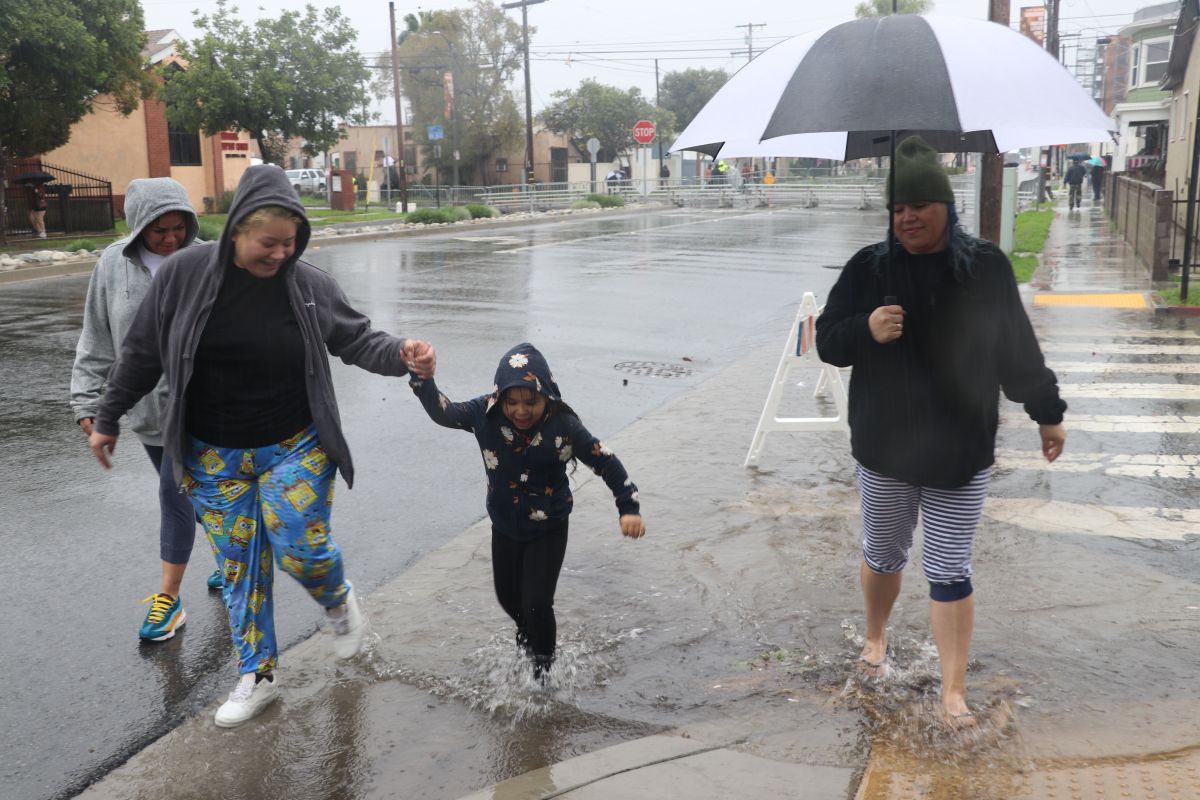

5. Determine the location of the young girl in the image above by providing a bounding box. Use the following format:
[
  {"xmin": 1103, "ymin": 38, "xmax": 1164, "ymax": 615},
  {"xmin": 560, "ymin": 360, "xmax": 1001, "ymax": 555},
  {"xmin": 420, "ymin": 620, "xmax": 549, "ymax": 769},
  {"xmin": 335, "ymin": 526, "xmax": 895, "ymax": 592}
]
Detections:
[{"xmin": 410, "ymin": 343, "xmax": 645, "ymax": 680}]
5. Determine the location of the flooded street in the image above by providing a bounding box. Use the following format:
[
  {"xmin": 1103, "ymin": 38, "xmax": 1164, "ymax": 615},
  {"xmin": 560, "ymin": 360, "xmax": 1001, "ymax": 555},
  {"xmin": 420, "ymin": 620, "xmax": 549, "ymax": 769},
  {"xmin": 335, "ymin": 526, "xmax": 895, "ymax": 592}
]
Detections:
[{"xmin": 4, "ymin": 206, "xmax": 1199, "ymax": 799}]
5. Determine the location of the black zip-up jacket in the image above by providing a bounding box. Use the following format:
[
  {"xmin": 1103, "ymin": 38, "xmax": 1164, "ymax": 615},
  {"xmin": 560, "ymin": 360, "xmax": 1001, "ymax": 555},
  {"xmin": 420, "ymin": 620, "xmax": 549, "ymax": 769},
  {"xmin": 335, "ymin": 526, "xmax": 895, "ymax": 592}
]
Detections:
[{"xmin": 815, "ymin": 239, "xmax": 1065, "ymax": 488}]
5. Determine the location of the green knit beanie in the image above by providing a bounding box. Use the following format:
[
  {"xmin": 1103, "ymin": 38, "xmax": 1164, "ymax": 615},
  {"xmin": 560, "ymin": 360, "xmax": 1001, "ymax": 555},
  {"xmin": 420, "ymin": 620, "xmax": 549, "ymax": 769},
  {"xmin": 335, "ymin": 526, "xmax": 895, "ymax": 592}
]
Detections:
[{"xmin": 888, "ymin": 136, "xmax": 955, "ymax": 206}]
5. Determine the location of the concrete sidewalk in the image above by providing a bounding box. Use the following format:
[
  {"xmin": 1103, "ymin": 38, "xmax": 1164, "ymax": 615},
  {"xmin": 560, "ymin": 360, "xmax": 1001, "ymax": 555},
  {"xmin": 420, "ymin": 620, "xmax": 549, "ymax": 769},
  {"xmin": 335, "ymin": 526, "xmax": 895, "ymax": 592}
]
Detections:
[{"xmin": 78, "ymin": 202, "xmax": 1199, "ymax": 800}]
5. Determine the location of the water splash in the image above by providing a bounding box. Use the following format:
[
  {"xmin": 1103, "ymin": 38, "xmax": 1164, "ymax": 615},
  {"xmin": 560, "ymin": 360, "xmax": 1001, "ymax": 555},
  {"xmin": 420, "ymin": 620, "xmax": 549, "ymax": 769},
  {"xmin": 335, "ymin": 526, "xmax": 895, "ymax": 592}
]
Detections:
[{"xmin": 364, "ymin": 624, "xmax": 648, "ymax": 726}]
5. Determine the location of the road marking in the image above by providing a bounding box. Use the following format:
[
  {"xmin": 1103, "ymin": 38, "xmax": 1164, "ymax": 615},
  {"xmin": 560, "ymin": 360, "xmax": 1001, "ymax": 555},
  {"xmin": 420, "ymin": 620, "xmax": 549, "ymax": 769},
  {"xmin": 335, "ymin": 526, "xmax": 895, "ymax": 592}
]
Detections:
[
  {"xmin": 995, "ymin": 448, "xmax": 1200, "ymax": 479},
  {"xmin": 1038, "ymin": 329, "xmax": 1200, "ymax": 340},
  {"xmin": 1001, "ymin": 413, "xmax": 1200, "ymax": 433},
  {"xmin": 985, "ymin": 498, "xmax": 1200, "ymax": 541},
  {"xmin": 1048, "ymin": 361, "xmax": 1200, "ymax": 374},
  {"xmin": 1033, "ymin": 292, "xmax": 1147, "ymax": 308},
  {"xmin": 1042, "ymin": 343, "xmax": 1200, "ymax": 355},
  {"xmin": 1058, "ymin": 383, "xmax": 1200, "ymax": 400}
]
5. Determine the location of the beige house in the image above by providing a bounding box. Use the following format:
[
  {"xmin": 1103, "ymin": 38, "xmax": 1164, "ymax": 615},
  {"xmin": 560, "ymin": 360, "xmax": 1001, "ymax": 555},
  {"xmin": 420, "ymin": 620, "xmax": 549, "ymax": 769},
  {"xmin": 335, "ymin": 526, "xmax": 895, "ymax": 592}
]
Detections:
[
  {"xmin": 1162, "ymin": 0, "xmax": 1200, "ymax": 258},
  {"xmin": 38, "ymin": 29, "xmax": 254, "ymax": 216}
]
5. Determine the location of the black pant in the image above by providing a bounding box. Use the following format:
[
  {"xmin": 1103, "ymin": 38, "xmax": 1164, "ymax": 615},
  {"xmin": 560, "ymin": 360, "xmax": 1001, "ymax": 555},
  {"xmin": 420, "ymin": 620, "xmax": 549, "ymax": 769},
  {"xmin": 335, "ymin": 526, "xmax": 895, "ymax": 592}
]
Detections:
[{"xmin": 491, "ymin": 522, "xmax": 569, "ymax": 659}]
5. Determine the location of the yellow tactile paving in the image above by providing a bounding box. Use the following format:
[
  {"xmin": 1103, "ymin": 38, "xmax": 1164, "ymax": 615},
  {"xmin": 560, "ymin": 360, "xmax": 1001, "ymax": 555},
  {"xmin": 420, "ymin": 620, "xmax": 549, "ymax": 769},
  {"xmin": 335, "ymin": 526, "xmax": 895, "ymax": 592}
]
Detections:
[
  {"xmin": 855, "ymin": 743, "xmax": 1200, "ymax": 800},
  {"xmin": 1033, "ymin": 292, "xmax": 1148, "ymax": 308}
]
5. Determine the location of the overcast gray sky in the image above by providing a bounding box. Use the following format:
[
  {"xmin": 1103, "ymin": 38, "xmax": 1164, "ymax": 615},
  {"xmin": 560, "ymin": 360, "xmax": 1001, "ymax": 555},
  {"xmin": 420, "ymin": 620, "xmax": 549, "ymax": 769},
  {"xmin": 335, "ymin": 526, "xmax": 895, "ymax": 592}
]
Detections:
[{"xmin": 142, "ymin": 0, "xmax": 1156, "ymax": 124}]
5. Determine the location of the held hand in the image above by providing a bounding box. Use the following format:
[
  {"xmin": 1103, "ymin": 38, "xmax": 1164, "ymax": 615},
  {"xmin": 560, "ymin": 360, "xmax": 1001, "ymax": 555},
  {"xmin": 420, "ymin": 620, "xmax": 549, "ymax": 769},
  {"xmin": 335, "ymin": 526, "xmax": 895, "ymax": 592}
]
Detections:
[
  {"xmin": 620, "ymin": 514, "xmax": 645, "ymax": 539},
  {"xmin": 868, "ymin": 305, "xmax": 906, "ymax": 344},
  {"xmin": 1039, "ymin": 423, "xmax": 1066, "ymax": 463},
  {"xmin": 78, "ymin": 417, "xmax": 95, "ymax": 437},
  {"xmin": 402, "ymin": 339, "xmax": 437, "ymax": 379},
  {"xmin": 89, "ymin": 431, "xmax": 118, "ymax": 470}
]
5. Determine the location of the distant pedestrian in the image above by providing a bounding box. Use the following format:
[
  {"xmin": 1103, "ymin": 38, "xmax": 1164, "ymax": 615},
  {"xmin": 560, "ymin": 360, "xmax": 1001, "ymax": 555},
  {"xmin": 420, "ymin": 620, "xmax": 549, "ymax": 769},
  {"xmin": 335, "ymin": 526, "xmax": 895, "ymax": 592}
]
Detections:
[
  {"xmin": 71, "ymin": 177, "xmax": 224, "ymax": 643},
  {"xmin": 816, "ymin": 136, "xmax": 1066, "ymax": 730},
  {"xmin": 1039, "ymin": 165, "xmax": 1055, "ymax": 203},
  {"xmin": 1090, "ymin": 159, "xmax": 1106, "ymax": 202},
  {"xmin": 87, "ymin": 164, "xmax": 436, "ymax": 728},
  {"xmin": 659, "ymin": 162, "xmax": 670, "ymax": 188},
  {"xmin": 408, "ymin": 343, "xmax": 644, "ymax": 684},
  {"xmin": 1064, "ymin": 160, "xmax": 1086, "ymax": 210},
  {"xmin": 26, "ymin": 182, "xmax": 47, "ymax": 239}
]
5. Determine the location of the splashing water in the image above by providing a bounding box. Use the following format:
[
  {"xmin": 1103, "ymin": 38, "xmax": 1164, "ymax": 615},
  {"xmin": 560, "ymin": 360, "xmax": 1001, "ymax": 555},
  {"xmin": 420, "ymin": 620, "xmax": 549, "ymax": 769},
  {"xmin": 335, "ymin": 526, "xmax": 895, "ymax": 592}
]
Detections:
[{"xmin": 364, "ymin": 625, "xmax": 649, "ymax": 726}]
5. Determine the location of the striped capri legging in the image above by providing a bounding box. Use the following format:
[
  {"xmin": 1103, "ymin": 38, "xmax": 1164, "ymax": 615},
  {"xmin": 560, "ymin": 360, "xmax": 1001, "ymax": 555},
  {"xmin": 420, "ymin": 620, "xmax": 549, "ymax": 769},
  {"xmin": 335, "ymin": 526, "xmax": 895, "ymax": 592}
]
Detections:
[{"xmin": 855, "ymin": 462, "xmax": 991, "ymax": 602}]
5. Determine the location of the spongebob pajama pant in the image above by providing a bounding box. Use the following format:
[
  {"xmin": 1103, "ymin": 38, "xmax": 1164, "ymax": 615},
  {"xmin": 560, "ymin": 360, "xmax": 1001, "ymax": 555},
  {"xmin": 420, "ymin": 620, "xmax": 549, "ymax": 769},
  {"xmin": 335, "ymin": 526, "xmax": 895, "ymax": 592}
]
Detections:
[{"xmin": 183, "ymin": 424, "xmax": 349, "ymax": 675}]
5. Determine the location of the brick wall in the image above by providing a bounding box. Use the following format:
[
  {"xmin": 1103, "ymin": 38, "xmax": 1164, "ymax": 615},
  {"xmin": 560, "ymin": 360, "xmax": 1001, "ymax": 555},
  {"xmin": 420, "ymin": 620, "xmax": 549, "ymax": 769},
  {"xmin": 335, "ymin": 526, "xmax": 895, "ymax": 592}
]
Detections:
[{"xmin": 143, "ymin": 97, "xmax": 171, "ymax": 178}]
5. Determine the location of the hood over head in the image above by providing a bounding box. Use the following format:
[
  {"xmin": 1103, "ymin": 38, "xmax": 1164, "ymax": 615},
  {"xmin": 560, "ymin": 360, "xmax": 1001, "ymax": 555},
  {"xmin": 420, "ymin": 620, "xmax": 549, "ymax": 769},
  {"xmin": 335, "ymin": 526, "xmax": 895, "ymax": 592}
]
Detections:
[
  {"xmin": 121, "ymin": 178, "xmax": 199, "ymax": 259},
  {"xmin": 218, "ymin": 165, "xmax": 311, "ymax": 270},
  {"xmin": 487, "ymin": 343, "xmax": 561, "ymax": 414}
]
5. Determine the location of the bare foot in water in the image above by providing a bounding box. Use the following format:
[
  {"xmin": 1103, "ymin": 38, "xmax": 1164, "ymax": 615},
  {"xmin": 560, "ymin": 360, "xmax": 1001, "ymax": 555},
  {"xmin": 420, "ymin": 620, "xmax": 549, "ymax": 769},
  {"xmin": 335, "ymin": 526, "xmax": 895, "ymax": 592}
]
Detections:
[
  {"xmin": 857, "ymin": 637, "xmax": 889, "ymax": 679},
  {"xmin": 941, "ymin": 694, "xmax": 979, "ymax": 730}
]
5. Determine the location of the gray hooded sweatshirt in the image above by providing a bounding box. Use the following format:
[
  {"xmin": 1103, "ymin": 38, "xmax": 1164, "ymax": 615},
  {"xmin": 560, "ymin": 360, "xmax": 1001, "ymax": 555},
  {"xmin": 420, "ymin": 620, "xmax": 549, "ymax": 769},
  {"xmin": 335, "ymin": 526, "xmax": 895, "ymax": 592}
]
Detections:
[
  {"xmin": 70, "ymin": 178, "xmax": 200, "ymax": 446},
  {"xmin": 94, "ymin": 164, "xmax": 410, "ymax": 487}
]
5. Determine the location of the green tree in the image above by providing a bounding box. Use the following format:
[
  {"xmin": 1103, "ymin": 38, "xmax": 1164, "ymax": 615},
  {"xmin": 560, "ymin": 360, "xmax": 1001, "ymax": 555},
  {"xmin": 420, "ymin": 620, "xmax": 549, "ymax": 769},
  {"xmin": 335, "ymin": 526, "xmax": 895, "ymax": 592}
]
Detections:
[
  {"xmin": 373, "ymin": 1, "xmax": 524, "ymax": 185},
  {"xmin": 161, "ymin": 0, "xmax": 371, "ymax": 165},
  {"xmin": 541, "ymin": 80, "xmax": 673, "ymax": 162},
  {"xmin": 659, "ymin": 68, "xmax": 729, "ymax": 133},
  {"xmin": 1, "ymin": 0, "xmax": 151, "ymax": 242},
  {"xmin": 855, "ymin": 0, "xmax": 934, "ymax": 16}
]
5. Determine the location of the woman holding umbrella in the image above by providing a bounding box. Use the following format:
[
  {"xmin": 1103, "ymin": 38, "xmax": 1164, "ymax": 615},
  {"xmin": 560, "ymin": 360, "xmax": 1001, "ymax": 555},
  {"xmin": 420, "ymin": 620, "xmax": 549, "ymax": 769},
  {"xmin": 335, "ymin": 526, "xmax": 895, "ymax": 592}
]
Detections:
[
  {"xmin": 816, "ymin": 136, "xmax": 1067, "ymax": 729},
  {"xmin": 25, "ymin": 180, "xmax": 47, "ymax": 239}
]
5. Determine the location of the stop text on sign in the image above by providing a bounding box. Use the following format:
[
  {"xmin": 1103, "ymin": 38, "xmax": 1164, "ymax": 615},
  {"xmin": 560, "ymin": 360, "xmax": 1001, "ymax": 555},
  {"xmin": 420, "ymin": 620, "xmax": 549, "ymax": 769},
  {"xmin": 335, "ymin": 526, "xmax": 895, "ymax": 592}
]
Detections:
[{"xmin": 633, "ymin": 120, "xmax": 657, "ymax": 144}]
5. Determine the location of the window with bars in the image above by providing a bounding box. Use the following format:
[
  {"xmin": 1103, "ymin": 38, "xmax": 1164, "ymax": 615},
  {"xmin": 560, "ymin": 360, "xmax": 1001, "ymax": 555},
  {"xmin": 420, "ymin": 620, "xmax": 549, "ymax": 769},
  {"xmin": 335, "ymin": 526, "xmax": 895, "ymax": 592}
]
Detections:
[{"xmin": 168, "ymin": 124, "xmax": 202, "ymax": 166}]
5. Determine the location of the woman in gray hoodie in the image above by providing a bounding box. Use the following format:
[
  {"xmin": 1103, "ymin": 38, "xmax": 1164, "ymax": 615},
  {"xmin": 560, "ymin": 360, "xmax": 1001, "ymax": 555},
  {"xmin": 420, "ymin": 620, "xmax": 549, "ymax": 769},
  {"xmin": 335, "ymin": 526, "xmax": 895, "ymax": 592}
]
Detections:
[{"xmin": 71, "ymin": 177, "xmax": 223, "ymax": 643}]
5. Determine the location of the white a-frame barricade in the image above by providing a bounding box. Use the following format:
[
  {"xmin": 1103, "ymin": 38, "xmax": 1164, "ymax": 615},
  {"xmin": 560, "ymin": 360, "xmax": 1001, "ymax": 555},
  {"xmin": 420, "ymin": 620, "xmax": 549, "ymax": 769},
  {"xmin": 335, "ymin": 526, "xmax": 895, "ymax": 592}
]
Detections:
[{"xmin": 744, "ymin": 292, "xmax": 850, "ymax": 467}]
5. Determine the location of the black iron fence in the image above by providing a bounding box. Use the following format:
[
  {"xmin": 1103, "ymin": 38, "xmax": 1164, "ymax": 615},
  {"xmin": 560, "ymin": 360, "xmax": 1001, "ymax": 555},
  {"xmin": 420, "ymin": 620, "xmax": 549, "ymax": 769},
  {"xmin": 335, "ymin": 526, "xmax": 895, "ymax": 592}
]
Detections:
[{"xmin": 4, "ymin": 160, "xmax": 114, "ymax": 239}]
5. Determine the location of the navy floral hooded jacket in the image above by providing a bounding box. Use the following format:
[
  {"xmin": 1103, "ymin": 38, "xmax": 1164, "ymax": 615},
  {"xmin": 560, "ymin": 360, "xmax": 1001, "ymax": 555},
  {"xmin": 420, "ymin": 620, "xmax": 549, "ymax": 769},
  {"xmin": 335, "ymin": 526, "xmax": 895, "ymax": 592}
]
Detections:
[{"xmin": 410, "ymin": 343, "xmax": 640, "ymax": 541}]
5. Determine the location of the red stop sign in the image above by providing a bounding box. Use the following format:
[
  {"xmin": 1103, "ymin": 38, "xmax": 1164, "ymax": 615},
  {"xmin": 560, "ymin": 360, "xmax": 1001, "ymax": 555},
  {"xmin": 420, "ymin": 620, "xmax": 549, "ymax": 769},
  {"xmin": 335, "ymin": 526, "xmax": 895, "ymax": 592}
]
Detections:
[{"xmin": 632, "ymin": 120, "xmax": 657, "ymax": 144}]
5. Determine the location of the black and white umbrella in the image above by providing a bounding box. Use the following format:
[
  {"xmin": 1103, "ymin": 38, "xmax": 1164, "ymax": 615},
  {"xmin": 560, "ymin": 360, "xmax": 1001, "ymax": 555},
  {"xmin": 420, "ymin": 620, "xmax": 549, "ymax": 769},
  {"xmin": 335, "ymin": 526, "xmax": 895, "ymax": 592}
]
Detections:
[{"xmin": 670, "ymin": 14, "xmax": 1114, "ymax": 160}]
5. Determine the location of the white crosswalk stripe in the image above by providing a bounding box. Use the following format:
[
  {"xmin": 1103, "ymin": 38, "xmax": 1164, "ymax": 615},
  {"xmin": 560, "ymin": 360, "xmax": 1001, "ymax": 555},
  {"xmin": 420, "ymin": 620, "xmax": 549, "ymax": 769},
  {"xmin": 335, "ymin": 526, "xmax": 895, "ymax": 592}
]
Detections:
[
  {"xmin": 985, "ymin": 498, "xmax": 1200, "ymax": 541},
  {"xmin": 1042, "ymin": 343, "xmax": 1200, "ymax": 355},
  {"xmin": 1002, "ymin": 413, "xmax": 1200, "ymax": 433},
  {"xmin": 995, "ymin": 448, "xmax": 1200, "ymax": 479},
  {"xmin": 1058, "ymin": 383, "xmax": 1200, "ymax": 400},
  {"xmin": 1048, "ymin": 361, "xmax": 1200, "ymax": 374}
]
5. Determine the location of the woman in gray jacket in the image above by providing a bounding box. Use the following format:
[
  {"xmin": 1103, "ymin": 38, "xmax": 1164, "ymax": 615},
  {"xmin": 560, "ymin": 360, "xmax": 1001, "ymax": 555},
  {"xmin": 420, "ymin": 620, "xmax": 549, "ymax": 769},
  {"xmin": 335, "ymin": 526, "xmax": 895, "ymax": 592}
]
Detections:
[
  {"xmin": 87, "ymin": 165, "xmax": 434, "ymax": 728},
  {"xmin": 71, "ymin": 177, "xmax": 223, "ymax": 643}
]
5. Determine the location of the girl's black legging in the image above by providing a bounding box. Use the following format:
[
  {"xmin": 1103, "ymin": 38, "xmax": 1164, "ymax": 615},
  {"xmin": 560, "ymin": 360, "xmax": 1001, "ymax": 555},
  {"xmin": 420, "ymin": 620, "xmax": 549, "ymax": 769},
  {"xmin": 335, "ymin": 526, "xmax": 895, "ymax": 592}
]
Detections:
[{"xmin": 491, "ymin": 522, "xmax": 569, "ymax": 659}]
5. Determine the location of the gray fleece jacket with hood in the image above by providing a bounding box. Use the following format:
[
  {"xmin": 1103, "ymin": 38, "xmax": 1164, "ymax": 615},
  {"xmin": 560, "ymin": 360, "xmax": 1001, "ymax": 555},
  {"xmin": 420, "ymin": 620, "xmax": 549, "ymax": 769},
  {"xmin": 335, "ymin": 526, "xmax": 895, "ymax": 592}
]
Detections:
[
  {"xmin": 94, "ymin": 164, "xmax": 411, "ymax": 487},
  {"xmin": 70, "ymin": 178, "xmax": 200, "ymax": 446}
]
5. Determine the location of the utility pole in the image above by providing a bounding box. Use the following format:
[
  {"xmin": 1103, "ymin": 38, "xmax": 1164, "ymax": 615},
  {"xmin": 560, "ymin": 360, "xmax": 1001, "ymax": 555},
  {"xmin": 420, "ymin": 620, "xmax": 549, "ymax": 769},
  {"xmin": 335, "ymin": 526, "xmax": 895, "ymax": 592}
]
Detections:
[
  {"xmin": 502, "ymin": 0, "xmax": 547, "ymax": 186},
  {"xmin": 388, "ymin": 2, "xmax": 409, "ymax": 212},
  {"xmin": 655, "ymin": 58, "xmax": 663, "ymax": 185},
  {"xmin": 731, "ymin": 22, "xmax": 766, "ymax": 62},
  {"xmin": 979, "ymin": 0, "xmax": 1010, "ymax": 243}
]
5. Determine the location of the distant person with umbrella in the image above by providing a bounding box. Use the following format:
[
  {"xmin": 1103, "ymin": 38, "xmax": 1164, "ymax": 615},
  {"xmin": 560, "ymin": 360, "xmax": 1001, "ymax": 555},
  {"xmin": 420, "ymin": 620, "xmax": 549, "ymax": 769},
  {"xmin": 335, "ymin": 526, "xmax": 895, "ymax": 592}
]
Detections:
[
  {"xmin": 71, "ymin": 177, "xmax": 224, "ymax": 643},
  {"xmin": 1089, "ymin": 156, "xmax": 1106, "ymax": 202},
  {"xmin": 816, "ymin": 136, "xmax": 1067, "ymax": 729}
]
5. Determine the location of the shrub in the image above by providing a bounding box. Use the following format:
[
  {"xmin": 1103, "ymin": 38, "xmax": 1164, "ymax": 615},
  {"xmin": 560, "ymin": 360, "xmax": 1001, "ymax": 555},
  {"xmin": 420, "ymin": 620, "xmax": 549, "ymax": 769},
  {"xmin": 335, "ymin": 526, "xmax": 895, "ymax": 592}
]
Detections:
[
  {"xmin": 405, "ymin": 207, "xmax": 458, "ymax": 224},
  {"xmin": 464, "ymin": 203, "xmax": 498, "ymax": 219},
  {"xmin": 198, "ymin": 219, "xmax": 225, "ymax": 241},
  {"xmin": 584, "ymin": 193, "xmax": 625, "ymax": 208},
  {"xmin": 448, "ymin": 205, "xmax": 472, "ymax": 221},
  {"xmin": 217, "ymin": 190, "xmax": 237, "ymax": 213},
  {"xmin": 571, "ymin": 199, "xmax": 602, "ymax": 210},
  {"xmin": 61, "ymin": 239, "xmax": 99, "ymax": 252}
]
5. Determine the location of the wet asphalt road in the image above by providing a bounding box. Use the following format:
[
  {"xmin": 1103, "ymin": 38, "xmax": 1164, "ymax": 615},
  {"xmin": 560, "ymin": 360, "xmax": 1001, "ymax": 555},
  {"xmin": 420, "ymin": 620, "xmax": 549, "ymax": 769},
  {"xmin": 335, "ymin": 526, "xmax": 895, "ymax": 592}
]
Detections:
[{"xmin": 0, "ymin": 207, "xmax": 884, "ymax": 800}]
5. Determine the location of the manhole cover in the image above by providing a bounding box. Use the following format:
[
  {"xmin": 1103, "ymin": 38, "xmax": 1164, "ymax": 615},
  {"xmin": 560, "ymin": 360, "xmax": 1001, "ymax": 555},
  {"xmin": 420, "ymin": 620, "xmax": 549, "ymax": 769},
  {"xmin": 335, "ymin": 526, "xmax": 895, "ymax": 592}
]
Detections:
[{"xmin": 613, "ymin": 361, "xmax": 694, "ymax": 378}]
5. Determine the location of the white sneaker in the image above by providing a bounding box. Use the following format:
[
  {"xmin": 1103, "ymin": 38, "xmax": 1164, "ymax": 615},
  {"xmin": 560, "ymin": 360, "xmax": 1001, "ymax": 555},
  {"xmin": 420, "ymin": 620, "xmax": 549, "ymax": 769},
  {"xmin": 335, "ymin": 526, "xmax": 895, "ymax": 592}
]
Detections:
[
  {"xmin": 326, "ymin": 587, "xmax": 366, "ymax": 660},
  {"xmin": 214, "ymin": 673, "xmax": 279, "ymax": 728}
]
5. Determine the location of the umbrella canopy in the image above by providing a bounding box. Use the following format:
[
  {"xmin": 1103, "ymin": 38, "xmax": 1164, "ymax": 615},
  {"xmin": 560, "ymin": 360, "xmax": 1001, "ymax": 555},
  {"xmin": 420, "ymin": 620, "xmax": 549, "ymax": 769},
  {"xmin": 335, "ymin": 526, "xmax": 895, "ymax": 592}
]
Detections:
[
  {"xmin": 1088, "ymin": 156, "xmax": 1105, "ymax": 167},
  {"xmin": 670, "ymin": 14, "xmax": 1115, "ymax": 160},
  {"xmin": 1068, "ymin": 153, "xmax": 1088, "ymax": 160},
  {"xmin": 12, "ymin": 170, "xmax": 55, "ymax": 184}
]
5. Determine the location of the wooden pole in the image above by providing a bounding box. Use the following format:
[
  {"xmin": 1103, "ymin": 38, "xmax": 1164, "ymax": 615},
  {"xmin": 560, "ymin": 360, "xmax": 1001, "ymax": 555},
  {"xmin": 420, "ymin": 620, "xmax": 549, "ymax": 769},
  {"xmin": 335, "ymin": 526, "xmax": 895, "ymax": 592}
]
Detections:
[{"xmin": 978, "ymin": 0, "xmax": 1010, "ymax": 244}]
